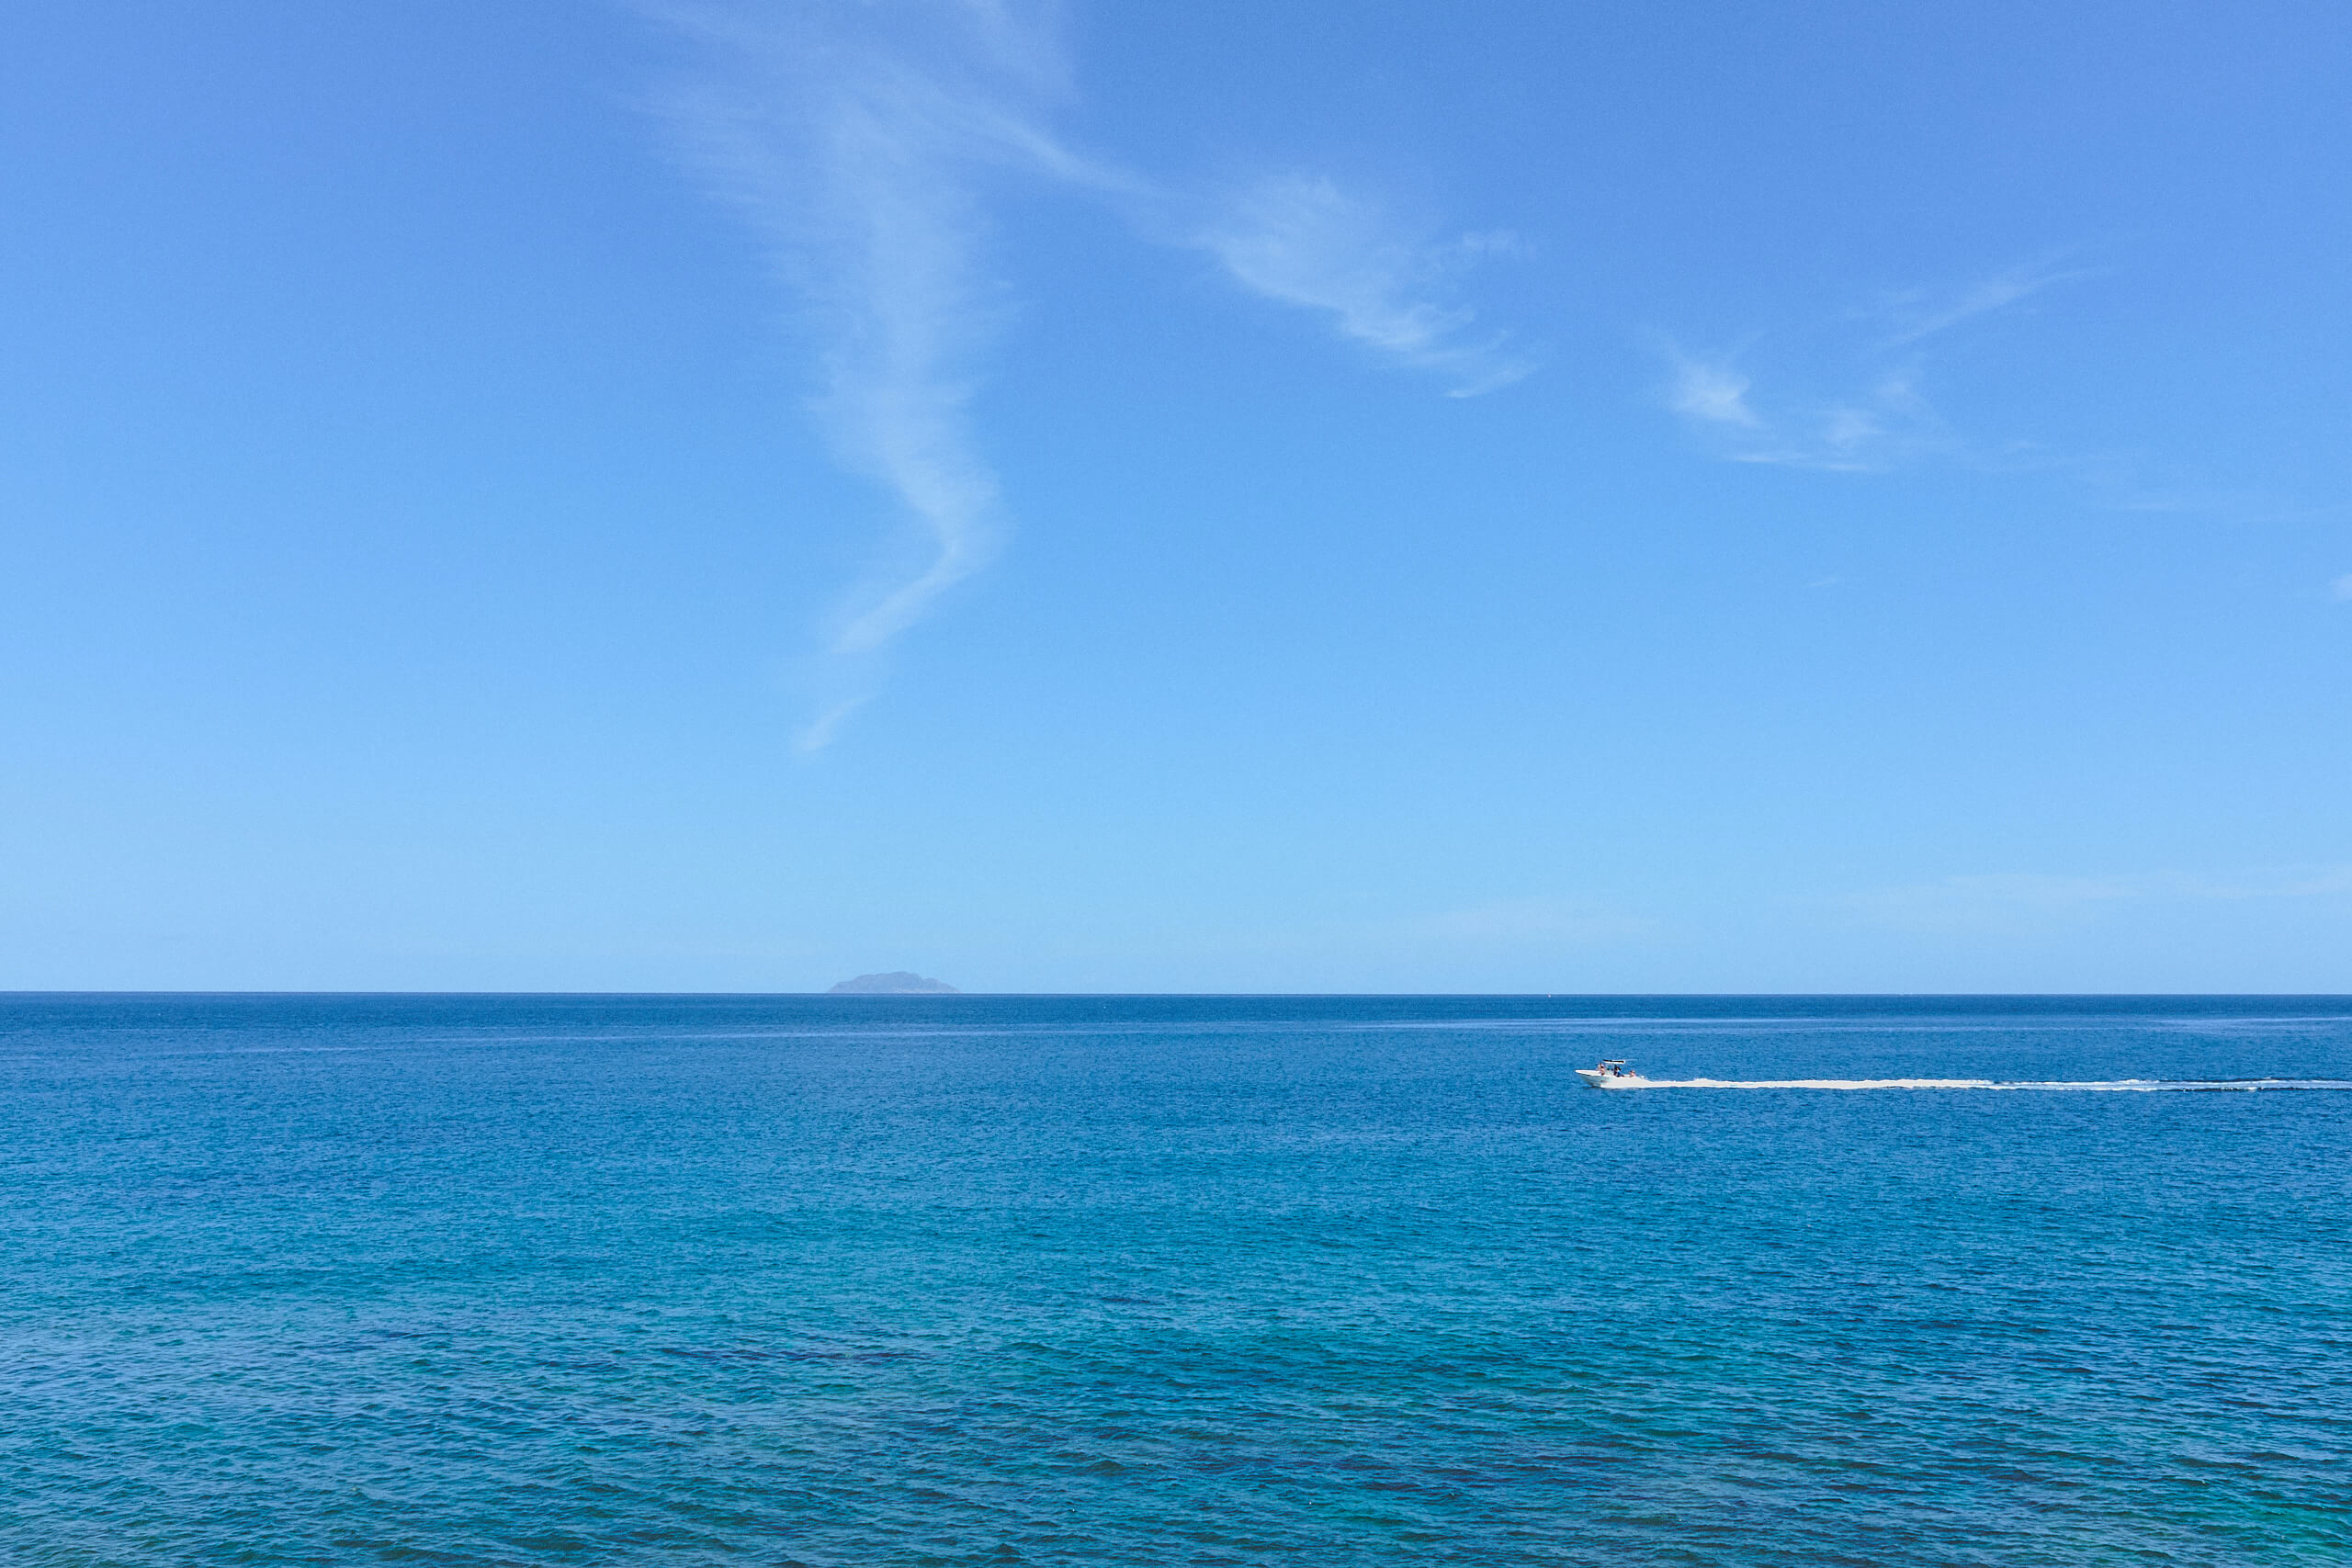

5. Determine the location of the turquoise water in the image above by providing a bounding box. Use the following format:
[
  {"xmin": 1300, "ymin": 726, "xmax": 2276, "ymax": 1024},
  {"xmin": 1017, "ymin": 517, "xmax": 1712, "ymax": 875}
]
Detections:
[{"xmin": 4, "ymin": 994, "xmax": 2348, "ymax": 1564}]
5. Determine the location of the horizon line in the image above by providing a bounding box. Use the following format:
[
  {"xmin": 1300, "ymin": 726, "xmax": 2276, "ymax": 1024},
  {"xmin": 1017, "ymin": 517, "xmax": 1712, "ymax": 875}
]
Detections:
[{"xmin": 6, "ymin": 990, "xmax": 2348, "ymax": 1001}]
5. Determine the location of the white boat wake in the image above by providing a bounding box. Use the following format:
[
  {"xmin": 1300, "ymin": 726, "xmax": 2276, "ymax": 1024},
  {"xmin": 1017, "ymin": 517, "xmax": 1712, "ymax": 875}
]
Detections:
[{"xmin": 1585, "ymin": 1074, "xmax": 2352, "ymax": 1091}]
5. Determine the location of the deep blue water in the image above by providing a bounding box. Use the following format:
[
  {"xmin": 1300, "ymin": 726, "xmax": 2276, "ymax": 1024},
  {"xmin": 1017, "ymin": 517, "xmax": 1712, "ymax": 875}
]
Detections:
[{"xmin": 4, "ymin": 994, "xmax": 2348, "ymax": 1565}]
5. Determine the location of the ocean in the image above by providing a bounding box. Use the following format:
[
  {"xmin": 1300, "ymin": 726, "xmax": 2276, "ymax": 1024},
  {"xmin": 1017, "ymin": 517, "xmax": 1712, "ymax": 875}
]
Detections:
[{"xmin": 3, "ymin": 993, "xmax": 2347, "ymax": 1564}]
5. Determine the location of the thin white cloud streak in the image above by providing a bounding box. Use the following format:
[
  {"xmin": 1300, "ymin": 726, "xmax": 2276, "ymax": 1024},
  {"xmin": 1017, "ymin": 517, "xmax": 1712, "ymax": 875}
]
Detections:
[
  {"xmin": 2330, "ymin": 572, "xmax": 2352, "ymax": 602},
  {"xmin": 1665, "ymin": 352, "xmax": 1759, "ymax": 428},
  {"xmin": 650, "ymin": 0, "xmax": 1118, "ymax": 749},
  {"xmin": 1195, "ymin": 175, "xmax": 1532, "ymax": 397},
  {"xmin": 648, "ymin": 1, "xmax": 1530, "ymax": 745},
  {"xmin": 1663, "ymin": 259, "xmax": 2079, "ymax": 473},
  {"xmin": 1877, "ymin": 257, "xmax": 2087, "ymax": 346},
  {"xmin": 1666, "ymin": 351, "xmax": 1951, "ymax": 472}
]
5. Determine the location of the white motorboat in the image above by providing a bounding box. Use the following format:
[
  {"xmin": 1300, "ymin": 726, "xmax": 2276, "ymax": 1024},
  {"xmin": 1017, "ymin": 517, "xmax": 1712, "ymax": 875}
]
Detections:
[{"xmin": 1575, "ymin": 1058, "xmax": 1642, "ymax": 1089}]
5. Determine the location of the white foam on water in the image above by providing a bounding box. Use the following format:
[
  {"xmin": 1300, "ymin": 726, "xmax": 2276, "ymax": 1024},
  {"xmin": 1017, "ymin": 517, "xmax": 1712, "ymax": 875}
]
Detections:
[{"xmin": 1599, "ymin": 1077, "xmax": 2352, "ymax": 1091}]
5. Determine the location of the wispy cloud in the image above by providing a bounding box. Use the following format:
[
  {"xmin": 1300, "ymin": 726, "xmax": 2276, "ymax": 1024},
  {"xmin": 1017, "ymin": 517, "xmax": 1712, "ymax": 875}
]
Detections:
[
  {"xmin": 1664, "ymin": 352, "xmax": 1953, "ymax": 471},
  {"xmin": 1195, "ymin": 175, "xmax": 1532, "ymax": 396},
  {"xmin": 1876, "ymin": 256, "xmax": 2087, "ymax": 346},
  {"xmin": 644, "ymin": 1, "xmax": 1529, "ymax": 746},
  {"xmin": 1666, "ymin": 352, "xmax": 1759, "ymax": 428},
  {"xmin": 1662, "ymin": 258, "xmax": 2080, "ymax": 472},
  {"xmin": 2331, "ymin": 572, "xmax": 2352, "ymax": 603}
]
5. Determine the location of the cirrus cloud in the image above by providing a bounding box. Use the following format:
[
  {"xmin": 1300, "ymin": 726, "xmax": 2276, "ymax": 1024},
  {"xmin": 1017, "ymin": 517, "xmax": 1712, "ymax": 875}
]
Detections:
[{"xmin": 644, "ymin": 0, "xmax": 1532, "ymax": 748}]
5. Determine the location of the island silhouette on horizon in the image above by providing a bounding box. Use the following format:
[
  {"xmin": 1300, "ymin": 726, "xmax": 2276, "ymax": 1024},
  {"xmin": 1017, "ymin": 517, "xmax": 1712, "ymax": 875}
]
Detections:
[{"xmin": 828, "ymin": 972, "xmax": 960, "ymax": 995}]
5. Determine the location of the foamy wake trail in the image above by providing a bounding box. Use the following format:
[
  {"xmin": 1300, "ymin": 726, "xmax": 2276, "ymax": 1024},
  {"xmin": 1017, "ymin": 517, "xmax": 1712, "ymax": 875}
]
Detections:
[{"xmin": 1601, "ymin": 1077, "xmax": 2352, "ymax": 1092}]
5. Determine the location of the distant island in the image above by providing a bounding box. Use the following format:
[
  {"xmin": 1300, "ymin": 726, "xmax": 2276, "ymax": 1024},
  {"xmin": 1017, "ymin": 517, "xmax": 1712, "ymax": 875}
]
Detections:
[{"xmin": 827, "ymin": 972, "xmax": 959, "ymax": 995}]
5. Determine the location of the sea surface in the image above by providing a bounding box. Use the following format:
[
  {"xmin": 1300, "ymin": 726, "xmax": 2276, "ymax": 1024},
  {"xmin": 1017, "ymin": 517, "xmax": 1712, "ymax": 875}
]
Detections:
[{"xmin": 3, "ymin": 994, "xmax": 2348, "ymax": 1565}]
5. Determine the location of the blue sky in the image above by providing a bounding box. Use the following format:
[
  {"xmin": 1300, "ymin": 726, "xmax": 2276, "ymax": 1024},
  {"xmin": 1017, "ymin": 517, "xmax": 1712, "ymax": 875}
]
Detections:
[{"xmin": 5, "ymin": 0, "xmax": 2348, "ymax": 991}]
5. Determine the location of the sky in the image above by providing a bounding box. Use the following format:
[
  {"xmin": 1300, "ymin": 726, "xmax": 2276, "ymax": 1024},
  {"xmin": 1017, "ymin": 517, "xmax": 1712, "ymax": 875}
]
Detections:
[{"xmin": 4, "ymin": 0, "xmax": 2349, "ymax": 992}]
